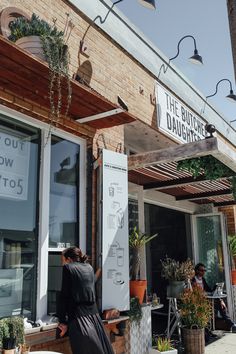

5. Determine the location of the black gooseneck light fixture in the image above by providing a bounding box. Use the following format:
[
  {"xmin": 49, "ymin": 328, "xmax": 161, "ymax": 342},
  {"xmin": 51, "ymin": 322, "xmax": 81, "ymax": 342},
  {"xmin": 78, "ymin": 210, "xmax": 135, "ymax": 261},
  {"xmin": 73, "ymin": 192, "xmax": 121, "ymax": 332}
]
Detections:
[
  {"xmin": 206, "ymin": 79, "xmax": 236, "ymax": 103},
  {"xmin": 169, "ymin": 35, "xmax": 203, "ymax": 65},
  {"xmin": 113, "ymin": 0, "xmax": 156, "ymax": 10}
]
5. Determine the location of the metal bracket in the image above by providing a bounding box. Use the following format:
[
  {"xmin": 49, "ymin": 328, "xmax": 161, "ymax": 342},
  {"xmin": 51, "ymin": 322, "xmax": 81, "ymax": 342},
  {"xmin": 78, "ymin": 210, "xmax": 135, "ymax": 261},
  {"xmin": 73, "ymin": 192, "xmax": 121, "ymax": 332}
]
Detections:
[{"xmin": 76, "ymin": 108, "xmax": 124, "ymax": 123}]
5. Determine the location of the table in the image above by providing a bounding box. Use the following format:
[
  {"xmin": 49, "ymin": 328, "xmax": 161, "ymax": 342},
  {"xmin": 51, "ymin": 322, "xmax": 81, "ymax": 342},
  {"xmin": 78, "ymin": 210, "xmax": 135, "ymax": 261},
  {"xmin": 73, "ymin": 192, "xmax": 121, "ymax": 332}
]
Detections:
[
  {"xmin": 30, "ymin": 352, "xmax": 62, "ymax": 354},
  {"xmin": 206, "ymin": 293, "xmax": 227, "ymax": 331},
  {"xmin": 150, "ymin": 304, "xmax": 164, "ymax": 311}
]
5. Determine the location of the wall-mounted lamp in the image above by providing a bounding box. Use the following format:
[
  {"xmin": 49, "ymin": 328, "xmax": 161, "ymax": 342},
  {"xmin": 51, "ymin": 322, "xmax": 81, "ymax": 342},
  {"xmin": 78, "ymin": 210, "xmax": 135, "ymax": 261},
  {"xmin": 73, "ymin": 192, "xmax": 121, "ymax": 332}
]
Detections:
[
  {"xmin": 169, "ymin": 35, "xmax": 203, "ymax": 65},
  {"xmin": 205, "ymin": 123, "xmax": 216, "ymax": 138},
  {"xmin": 206, "ymin": 79, "xmax": 236, "ymax": 103},
  {"xmin": 114, "ymin": 0, "xmax": 156, "ymax": 10}
]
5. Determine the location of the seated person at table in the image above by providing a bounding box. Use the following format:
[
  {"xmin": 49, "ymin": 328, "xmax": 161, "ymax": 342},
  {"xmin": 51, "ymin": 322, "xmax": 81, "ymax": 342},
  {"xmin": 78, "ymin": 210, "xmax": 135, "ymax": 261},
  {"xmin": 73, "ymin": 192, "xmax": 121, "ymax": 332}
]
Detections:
[{"xmin": 192, "ymin": 263, "xmax": 236, "ymax": 332}]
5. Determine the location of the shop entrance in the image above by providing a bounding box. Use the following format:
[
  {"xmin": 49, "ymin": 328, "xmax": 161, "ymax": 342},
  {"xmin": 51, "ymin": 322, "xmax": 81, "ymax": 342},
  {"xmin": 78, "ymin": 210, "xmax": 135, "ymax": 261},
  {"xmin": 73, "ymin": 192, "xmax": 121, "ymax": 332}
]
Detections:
[
  {"xmin": 145, "ymin": 203, "xmax": 192, "ymax": 303},
  {"xmin": 192, "ymin": 213, "xmax": 233, "ymax": 319}
]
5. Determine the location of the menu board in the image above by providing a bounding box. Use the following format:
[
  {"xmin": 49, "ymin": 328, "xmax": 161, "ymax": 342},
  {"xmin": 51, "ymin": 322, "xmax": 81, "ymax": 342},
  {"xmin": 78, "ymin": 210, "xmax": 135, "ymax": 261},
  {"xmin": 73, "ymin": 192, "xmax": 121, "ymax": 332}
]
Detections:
[{"xmin": 101, "ymin": 149, "xmax": 129, "ymax": 311}]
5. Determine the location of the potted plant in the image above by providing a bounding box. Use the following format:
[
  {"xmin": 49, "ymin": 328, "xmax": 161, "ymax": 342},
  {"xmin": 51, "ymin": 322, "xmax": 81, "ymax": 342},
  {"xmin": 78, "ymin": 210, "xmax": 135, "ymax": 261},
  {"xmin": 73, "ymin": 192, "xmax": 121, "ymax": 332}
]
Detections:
[
  {"xmin": 180, "ymin": 287, "xmax": 212, "ymax": 354},
  {"xmin": 129, "ymin": 227, "xmax": 157, "ymax": 303},
  {"xmin": 161, "ymin": 257, "xmax": 194, "ymax": 298},
  {"xmin": 8, "ymin": 13, "xmax": 73, "ymax": 121},
  {"xmin": 228, "ymin": 235, "xmax": 236, "ymax": 285},
  {"xmin": 126, "ymin": 297, "xmax": 143, "ymax": 324},
  {"xmin": 0, "ymin": 316, "xmax": 25, "ymax": 354},
  {"xmin": 149, "ymin": 337, "xmax": 177, "ymax": 354}
]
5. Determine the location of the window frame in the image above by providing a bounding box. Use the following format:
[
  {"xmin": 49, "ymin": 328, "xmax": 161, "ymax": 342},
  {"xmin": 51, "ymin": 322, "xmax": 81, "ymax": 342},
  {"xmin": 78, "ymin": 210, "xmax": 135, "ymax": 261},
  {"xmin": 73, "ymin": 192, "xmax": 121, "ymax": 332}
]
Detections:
[{"xmin": 0, "ymin": 104, "xmax": 87, "ymax": 320}]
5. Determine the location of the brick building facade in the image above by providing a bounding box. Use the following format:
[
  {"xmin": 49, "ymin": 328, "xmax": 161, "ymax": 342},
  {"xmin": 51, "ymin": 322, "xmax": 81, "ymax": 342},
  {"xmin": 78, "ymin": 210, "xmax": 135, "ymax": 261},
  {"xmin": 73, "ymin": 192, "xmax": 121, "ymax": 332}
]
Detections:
[{"xmin": 0, "ymin": 1, "xmax": 236, "ymax": 353}]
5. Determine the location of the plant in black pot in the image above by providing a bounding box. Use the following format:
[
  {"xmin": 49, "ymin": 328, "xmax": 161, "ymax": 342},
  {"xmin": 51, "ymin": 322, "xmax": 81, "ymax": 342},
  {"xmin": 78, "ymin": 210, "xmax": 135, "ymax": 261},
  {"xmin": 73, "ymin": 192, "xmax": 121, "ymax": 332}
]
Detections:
[
  {"xmin": 129, "ymin": 226, "xmax": 157, "ymax": 304},
  {"xmin": 0, "ymin": 316, "xmax": 24, "ymax": 354},
  {"xmin": 161, "ymin": 257, "xmax": 194, "ymax": 299}
]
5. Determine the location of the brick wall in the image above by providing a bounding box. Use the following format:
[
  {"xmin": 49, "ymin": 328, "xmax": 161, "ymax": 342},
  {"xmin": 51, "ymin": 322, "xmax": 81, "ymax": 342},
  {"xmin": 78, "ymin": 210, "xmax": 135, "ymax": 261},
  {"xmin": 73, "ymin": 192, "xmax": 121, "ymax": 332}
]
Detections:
[
  {"xmin": 218, "ymin": 205, "xmax": 236, "ymax": 235},
  {"xmin": 26, "ymin": 321, "xmax": 130, "ymax": 354},
  {"xmin": 0, "ymin": 0, "xmax": 156, "ymax": 129}
]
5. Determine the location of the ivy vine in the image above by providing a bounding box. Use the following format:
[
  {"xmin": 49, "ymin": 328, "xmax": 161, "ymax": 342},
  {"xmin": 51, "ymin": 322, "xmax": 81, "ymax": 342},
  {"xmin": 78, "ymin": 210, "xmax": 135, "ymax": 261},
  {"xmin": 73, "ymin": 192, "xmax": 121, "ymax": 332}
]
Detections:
[
  {"xmin": 177, "ymin": 156, "xmax": 236, "ymax": 200},
  {"xmin": 125, "ymin": 297, "xmax": 142, "ymax": 323}
]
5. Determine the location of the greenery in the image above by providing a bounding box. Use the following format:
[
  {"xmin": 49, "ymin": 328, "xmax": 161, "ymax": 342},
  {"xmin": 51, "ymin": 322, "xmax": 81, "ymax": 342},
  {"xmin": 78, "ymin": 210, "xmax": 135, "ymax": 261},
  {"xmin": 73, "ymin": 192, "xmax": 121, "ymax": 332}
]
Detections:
[
  {"xmin": 180, "ymin": 287, "xmax": 212, "ymax": 329},
  {"xmin": 9, "ymin": 13, "xmax": 72, "ymax": 123},
  {"xmin": 129, "ymin": 226, "xmax": 157, "ymax": 280},
  {"xmin": 126, "ymin": 297, "xmax": 142, "ymax": 323},
  {"xmin": 0, "ymin": 316, "xmax": 24, "ymax": 349},
  {"xmin": 177, "ymin": 156, "xmax": 236, "ymax": 200},
  {"xmin": 161, "ymin": 257, "xmax": 194, "ymax": 282},
  {"xmin": 228, "ymin": 235, "xmax": 236, "ymax": 269},
  {"xmin": 153, "ymin": 337, "xmax": 174, "ymax": 352}
]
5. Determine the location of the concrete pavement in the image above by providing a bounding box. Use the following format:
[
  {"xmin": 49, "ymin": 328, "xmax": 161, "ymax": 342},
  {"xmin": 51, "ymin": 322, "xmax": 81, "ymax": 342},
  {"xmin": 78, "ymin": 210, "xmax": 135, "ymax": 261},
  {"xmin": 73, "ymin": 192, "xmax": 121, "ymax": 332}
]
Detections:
[{"xmin": 205, "ymin": 333, "xmax": 236, "ymax": 354}]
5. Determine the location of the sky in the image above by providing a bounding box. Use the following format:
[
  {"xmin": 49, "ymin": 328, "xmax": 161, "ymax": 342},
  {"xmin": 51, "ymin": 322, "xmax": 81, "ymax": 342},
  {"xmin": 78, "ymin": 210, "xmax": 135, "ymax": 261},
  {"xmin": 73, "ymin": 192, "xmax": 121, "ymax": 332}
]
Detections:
[{"xmin": 114, "ymin": 0, "xmax": 236, "ymax": 126}]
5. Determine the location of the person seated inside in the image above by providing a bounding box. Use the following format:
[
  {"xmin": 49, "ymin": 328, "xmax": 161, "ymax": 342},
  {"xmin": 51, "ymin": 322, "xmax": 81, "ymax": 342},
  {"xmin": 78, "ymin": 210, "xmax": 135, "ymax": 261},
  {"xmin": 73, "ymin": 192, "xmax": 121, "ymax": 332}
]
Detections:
[{"xmin": 192, "ymin": 263, "xmax": 236, "ymax": 333}]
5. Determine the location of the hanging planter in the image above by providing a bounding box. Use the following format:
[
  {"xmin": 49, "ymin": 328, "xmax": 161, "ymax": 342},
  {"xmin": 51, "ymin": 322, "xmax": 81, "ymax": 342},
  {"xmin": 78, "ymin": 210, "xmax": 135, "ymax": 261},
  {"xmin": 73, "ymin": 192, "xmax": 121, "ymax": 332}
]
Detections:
[
  {"xmin": 15, "ymin": 35, "xmax": 45, "ymax": 60},
  {"xmin": 8, "ymin": 13, "xmax": 74, "ymax": 125}
]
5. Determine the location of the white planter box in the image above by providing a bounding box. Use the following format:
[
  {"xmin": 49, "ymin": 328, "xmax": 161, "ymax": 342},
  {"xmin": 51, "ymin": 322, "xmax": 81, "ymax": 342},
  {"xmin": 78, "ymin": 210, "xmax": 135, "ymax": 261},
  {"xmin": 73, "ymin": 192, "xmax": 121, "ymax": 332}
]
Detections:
[{"xmin": 149, "ymin": 348, "xmax": 177, "ymax": 354}]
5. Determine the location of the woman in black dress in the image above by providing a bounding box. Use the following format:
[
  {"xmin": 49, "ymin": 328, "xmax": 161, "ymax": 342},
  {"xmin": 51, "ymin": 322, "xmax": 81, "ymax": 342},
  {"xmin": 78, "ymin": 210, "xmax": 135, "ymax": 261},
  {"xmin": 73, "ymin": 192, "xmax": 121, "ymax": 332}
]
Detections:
[{"xmin": 57, "ymin": 246, "xmax": 114, "ymax": 354}]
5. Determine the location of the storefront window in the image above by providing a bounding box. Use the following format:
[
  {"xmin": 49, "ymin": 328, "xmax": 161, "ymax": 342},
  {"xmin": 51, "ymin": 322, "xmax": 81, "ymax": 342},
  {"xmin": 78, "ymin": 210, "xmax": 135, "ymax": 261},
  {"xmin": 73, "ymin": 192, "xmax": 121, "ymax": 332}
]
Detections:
[
  {"xmin": 48, "ymin": 135, "xmax": 80, "ymax": 313},
  {"xmin": 49, "ymin": 136, "xmax": 80, "ymax": 249},
  {"xmin": 0, "ymin": 114, "xmax": 40, "ymax": 319}
]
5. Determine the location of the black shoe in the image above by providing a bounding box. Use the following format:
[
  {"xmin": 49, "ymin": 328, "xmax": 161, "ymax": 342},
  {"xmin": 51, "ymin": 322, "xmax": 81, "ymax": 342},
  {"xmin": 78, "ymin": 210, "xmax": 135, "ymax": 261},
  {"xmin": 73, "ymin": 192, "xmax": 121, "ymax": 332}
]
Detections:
[
  {"xmin": 209, "ymin": 332, "xmax": 218, "ymax": 338},
  {"xmin": 231, "ymin": 324, "xmax": 236, "ymax": 333}
]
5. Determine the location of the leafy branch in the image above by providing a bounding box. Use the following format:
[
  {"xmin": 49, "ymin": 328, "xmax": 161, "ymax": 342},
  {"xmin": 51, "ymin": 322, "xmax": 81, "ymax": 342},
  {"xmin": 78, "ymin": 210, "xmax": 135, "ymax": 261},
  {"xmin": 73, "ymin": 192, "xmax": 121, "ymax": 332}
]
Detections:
[{"xmin": 177, "ymin": 156, "xmax": 236, "ymax": 200}]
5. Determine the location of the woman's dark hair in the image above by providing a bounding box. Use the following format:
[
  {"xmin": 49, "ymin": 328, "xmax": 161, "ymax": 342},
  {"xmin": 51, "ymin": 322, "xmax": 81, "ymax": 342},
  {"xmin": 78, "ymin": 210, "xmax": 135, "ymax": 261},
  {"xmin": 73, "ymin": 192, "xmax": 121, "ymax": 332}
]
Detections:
[
  {"xmin": 62, "ymin": 246, "xmax": 88, "ymax": 263},
  {"xmin": 195, "ymin": 262, "xmax": 206, "ymax": 272}
]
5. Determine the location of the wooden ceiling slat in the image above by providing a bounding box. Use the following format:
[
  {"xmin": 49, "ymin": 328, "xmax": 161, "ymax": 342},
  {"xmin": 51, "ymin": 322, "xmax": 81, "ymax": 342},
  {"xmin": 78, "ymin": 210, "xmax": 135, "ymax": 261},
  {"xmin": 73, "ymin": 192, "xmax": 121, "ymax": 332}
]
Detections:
[{"xmin": 176, "ymin": 189, "xmax": 232, "ymax": 201}]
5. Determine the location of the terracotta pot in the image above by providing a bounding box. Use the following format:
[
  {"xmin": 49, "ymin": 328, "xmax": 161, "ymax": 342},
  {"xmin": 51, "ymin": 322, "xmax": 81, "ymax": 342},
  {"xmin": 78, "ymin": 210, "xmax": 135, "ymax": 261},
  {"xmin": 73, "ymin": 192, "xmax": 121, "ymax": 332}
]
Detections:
[
  {"xmin": 16, "ymin": 35, "xmax": 45, "ymax": 60},
  {"xmin": 231, "ymin": 270, "xmax": 236, "ymax": 285},
  {"xmin": 130, "ymin": 280, "xmax": 147, "ymax": 304},
  {"xmin": 3, "ymin": 349, "xmax": 15, "ymax": 354}
]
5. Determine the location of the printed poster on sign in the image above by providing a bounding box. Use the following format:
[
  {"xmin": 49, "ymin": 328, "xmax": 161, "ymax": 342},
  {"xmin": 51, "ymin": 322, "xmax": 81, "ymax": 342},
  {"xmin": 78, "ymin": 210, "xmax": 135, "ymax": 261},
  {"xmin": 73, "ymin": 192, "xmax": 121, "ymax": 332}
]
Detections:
[
  {"xmin": 156, "ymin": 82, "xmax": 207, "ymax": 144},
  {"xmin": 102, "ymin": 149, "xmax": 129, "ymax": 312},
  {"xmin": 0, "ymin": 128, "xmax": 30, "ymax": 200}
]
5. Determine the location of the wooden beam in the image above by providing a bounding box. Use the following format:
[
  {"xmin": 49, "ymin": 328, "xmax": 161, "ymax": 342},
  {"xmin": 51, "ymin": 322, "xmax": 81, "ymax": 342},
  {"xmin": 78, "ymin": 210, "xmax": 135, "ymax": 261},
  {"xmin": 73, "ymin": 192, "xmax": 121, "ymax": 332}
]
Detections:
[
  {"xmin": 143, "ymin": 175, "xmax": 229, "ymax": 190},
  {"xmin": 128, "ymin": 138, "xmax": 218, "ymax": 171},
  {"xmin": 176, "ymin": 189, "xmax": 232, "ymax": 201},
  {"xmin": 214, "ymin": 201, "xmax": 236, "ymax": 207}
]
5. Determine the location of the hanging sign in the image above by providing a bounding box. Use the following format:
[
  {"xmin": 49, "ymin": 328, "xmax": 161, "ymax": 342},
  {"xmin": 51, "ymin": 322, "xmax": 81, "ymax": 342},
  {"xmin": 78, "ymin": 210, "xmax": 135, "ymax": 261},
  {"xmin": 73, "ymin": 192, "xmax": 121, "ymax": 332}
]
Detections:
[
  {"xmin": 0, "ymin": 129, "xmax": 30, "ymax": 200},
  {"xmin": 101, "ymin": 149, "xmax": 129, "ymax": 311},
  {"xmin": 156, "ymin": 82, "xmax": 207, "ymax": 144}
]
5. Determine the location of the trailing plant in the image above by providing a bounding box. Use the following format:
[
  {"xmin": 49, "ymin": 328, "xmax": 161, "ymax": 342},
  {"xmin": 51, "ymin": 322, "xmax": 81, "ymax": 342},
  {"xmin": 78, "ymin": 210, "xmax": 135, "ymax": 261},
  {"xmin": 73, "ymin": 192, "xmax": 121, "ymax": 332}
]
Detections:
[
  {"xmin": 9, "ymin": 13, "xmax": 74, "ymax": 125},
  {"xmin": 129, "ymin": 226, "xmax": 157, "ymax": 280},
  {"xmin": 126, "ymin": 297, "xmax": 142, "ymax": 323},
  {"xmin": 228, "ymin": 234, "xmax": 236, "ymax": 269},
  {"xmin": 177, "ymin": 156, "xmax": 236, "ymax": 200},
  {"xmin": 161, "ymin": 257, "xmax": 194, "ymax": 282},
  {"xmin": 0, "ymin": 316, "xmax": 24, "ymax": 349},
  {"xmin": 179, "ymin": 287, "xmax": 212, "ymax": 329}
]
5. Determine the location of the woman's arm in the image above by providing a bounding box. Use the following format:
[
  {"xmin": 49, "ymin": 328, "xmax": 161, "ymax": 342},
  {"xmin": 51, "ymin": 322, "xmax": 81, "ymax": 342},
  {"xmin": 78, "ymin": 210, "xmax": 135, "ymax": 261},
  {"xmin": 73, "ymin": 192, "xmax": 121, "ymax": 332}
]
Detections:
[{"xmin": 57, "ymin": 265, "xmax": 70, "ymax": 325}]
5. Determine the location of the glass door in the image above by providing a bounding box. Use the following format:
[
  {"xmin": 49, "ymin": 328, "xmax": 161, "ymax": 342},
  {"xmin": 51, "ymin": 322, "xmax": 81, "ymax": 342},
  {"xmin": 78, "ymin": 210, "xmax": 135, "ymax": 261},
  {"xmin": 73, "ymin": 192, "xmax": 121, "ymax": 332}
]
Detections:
[{"xmin": 192, "ymin": 213, "xmax": 233, "ymax": 318}]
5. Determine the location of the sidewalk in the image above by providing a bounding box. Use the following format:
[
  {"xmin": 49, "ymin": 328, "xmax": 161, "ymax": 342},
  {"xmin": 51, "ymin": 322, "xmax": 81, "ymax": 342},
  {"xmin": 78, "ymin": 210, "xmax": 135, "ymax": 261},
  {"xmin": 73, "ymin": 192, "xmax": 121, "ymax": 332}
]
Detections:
[{"xmin": 205, "ymin": 333, "xmax": 236, "ymax": 354}]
